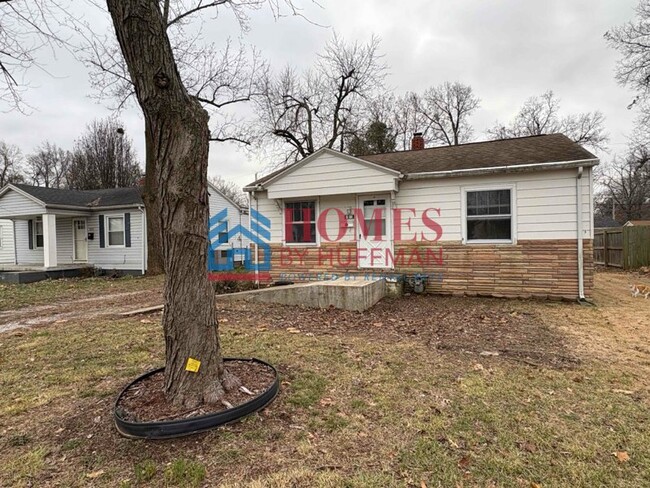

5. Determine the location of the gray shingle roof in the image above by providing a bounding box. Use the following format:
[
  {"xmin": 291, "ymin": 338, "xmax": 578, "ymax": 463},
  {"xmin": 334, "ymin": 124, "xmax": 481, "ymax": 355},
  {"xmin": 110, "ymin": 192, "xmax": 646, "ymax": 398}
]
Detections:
[
  {"xmin": 13, "ymin": 184, "xmax": 143, "ymax": 208},
  {"xmin": 247, "ymin": 133, "xmax": 598, "ymax": 188}
]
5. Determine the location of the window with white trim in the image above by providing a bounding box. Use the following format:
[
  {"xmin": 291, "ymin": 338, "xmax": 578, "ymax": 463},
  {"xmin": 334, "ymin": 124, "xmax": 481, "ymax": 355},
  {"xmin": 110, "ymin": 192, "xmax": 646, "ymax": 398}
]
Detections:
[
  {"xmin": 34, "ymin": 220, "xmax": 44, "ymax": 248},
  {"xmin": 466, "ymin": 189, "xmax": 512, "ymax": 242},
  {"xmin": 107, "ymin": 216, "xmax": 125, "ymax": 247},
  {"xmin": 285, "ymin": 201, "xmax": 316, "ymax": 244}
]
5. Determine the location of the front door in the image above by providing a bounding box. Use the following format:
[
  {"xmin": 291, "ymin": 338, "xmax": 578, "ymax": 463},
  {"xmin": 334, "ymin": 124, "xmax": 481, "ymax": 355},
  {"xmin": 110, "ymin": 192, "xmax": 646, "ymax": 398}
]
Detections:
[
  {"xmin": 357, "ymin": 196, "xmax": 393, "ymax": 269},
  {"xmin": 73, "ymin": 219, "xmax": 88, "ymax": 262}
]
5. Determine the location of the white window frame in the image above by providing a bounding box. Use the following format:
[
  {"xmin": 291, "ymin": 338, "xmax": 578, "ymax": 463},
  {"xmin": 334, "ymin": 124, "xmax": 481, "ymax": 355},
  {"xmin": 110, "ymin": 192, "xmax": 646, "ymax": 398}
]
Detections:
[
  {"xmin": 34, "ymin": 219, "xmax": 44, "ymax": 249},
  {"xmin": 461, "ymin": 184, "xmax": 517, "ymax": 245},
  {"xmin": 105, "ymin": 214, "xmax": 126, "ymax": 248},
  {"xmin": 282, "ymin": 198, "xmax": 320, "ymax": 247}
]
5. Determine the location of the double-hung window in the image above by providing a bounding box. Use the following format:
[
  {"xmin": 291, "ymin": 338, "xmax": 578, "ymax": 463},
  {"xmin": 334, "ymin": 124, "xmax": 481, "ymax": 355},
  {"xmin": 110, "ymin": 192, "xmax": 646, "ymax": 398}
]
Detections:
[
  {"xmin": 465, "ymin": 189, "xmax": 513, "ymax": 242},
  {"xmin": 34, "ymin": 220, "xmax": 44, "ymax": 248},
  {"xmin": 285, "ymin": 201, "xmax": 316, "ymax": 244},
  {"xmin": 107, "ymin": 216, "xmax": 125, "ymax": 247}
]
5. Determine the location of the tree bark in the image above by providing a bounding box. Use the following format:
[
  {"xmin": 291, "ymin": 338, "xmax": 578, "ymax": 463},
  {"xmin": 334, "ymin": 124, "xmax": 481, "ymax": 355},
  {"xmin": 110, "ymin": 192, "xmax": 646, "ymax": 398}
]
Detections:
[
  {"xmin": 143, "ymin": 128, "xmax": 164, "ymax": 276},
  {"xmin": 106, "ymin": 0, "xmax": 237, "ymax": 408}
]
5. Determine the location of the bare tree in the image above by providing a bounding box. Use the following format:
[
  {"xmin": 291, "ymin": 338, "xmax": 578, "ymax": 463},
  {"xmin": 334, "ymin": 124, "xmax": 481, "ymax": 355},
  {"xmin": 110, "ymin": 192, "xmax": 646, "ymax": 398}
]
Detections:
[
  {"xmin": 599, "ymin": 134, "xmax": 650, "ymax": 221},
  {"xmin": 208, "ymin": 175, "xmax": 247, "ymax": 207},
  {"xmin": 67, "ymin": 118, "xmax": 142, "ymax": 190},
  {"xmin": 411, "ymin": 82, "xmax": 480, "ymax": 146},
  {"xmin": 251, "ymin": 34, "xmax": 387, "ymax": 167},
  {"xmin": 26, "ymin": 142, "xmax": 70, "ymax": 188},
  {"xmin": 605, "ymin": 0, "xmax": 650, "ymax": 123},
  {"xmin": 0, "ymin": 141, "xmax": 24, "ymax": 186},
  {"xmin": 0, "ymin": 1, "xmax": 70, "ymax": 112},
  {"xmin": 487, "ymin": 91, "xmax": 609, "ymax": 151},
  {"xmin": 82, "ymin": 2, "xmax": 275, "ymax": 275},
  {"xmin": 105, "ymin": 0, "xmax": 305, "ymax": 408}
]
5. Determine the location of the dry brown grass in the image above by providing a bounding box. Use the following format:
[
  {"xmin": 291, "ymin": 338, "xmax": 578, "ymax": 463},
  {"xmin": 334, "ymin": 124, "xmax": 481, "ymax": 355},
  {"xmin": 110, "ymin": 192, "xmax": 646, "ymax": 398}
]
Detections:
[{"xmin": 0, "ymin": 271, "xmax": 649, "ymax": 487}]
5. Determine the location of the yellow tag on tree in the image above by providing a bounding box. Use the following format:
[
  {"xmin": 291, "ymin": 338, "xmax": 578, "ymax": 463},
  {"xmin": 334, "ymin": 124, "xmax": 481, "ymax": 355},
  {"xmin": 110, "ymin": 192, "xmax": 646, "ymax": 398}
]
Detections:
[{"xmin": 185, "ymin": 357, "xmax": 201, "ymax": 373}]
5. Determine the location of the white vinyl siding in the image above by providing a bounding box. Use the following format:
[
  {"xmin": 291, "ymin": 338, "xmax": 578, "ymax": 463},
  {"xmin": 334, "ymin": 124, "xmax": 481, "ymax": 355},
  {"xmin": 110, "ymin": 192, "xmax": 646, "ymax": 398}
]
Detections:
[
  {"xmin": 0, "ymin": 220, "xmax": 15, "ymax": 264},
  {"xmin": 15, "ymin": 220, "xmax": 43, "ymax": 264},
  {"xmin": 256, "ymin": 167, "xmax": 593, "ymax": 245},
  {"xmin": 266, "ymin": 152, "xmax": 398, "ymax": 199},
  {"xmin": 88, "ymin": 210, "xmax": 144, "ymax": 271},
  {"xmin": 0, "ymin": 189, "xmax": 44, "ymax": 218},
  {"xmin": 396, "ymin": 168, "xmax": 592, "ymax": 242}
]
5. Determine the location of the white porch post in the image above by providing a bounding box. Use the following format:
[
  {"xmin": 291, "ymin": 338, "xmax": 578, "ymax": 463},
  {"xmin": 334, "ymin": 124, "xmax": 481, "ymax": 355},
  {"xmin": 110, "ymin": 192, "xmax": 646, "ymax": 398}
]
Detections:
[{"xmin": 43, "ymin": 214, "xmax": 58, "ymax": 268}]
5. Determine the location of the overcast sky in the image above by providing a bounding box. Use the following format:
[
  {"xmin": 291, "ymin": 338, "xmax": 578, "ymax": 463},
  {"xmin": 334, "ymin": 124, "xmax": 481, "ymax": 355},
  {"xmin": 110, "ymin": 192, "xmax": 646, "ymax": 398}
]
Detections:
[{"xmin": 0, "ymin": 0, "xmax": 640, "ymax": 188}]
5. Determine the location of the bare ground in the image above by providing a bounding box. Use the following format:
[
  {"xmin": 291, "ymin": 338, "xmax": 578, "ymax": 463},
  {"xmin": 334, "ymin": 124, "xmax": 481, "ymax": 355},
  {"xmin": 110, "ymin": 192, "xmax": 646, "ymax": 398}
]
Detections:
[{"xmin": 0, "ymin": 288, "xmax": 162, "ymax": 334}]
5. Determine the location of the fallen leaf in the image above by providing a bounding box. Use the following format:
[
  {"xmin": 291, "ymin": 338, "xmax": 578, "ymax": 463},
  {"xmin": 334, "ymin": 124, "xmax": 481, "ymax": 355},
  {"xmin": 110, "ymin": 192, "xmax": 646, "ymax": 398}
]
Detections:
[
  {"xmin": 614, "ymin": 451, "xmax": 630, "ymax": 462},
  {"xmin": 421, "ymin": 481, "xmax": 428, "ymax": 488},
  {"xmin": 86, "ymin": 470, "xmax": 105, "ymax": 479},
  {"xmin": 531, "ymin": 483, "xmax": 542, "ymax": 488},
  {"xmin": 458, "ymin": 455, "xmax": 471, "ymax": 469}
]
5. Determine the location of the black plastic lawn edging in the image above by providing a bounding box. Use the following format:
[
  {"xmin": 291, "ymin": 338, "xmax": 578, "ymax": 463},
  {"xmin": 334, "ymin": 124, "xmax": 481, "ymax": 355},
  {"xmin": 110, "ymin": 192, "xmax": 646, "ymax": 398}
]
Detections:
[{"xmin": 113, "ymin": 358, "xmax": 279, "ymax": 440}]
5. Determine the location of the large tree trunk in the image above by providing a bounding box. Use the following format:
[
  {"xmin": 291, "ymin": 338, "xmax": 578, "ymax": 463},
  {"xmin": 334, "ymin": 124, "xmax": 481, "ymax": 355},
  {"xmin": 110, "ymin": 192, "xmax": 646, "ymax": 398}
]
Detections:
[
  {"xmin": 106, "ymin": 0, "xmax": 237, "ymax": 408},
  {"xmin": 143, "ymin": 128, "xmax": 164, "ymax": 276}
]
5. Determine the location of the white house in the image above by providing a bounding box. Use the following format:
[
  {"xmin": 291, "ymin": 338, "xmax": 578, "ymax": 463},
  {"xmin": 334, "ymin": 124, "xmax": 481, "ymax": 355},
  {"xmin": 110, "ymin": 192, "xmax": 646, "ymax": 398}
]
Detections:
[
  {"xmin": 244, "ymin": 133, "xmax": 598, "ymax": 300},
  {"xmin": 0, "ymin": 181, "xmax": 248, "ymax": 282}
]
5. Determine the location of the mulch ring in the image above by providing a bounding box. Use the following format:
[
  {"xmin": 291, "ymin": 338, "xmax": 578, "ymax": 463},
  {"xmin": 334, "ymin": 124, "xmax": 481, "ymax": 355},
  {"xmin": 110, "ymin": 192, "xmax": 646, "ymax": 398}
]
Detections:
[
  {"xmin": 116, "ymin": 360, "xmax": 276, "ymax": 422},
  {"xmin": 218, "ymin": 295, "xmax": 581, "ymax": 369}
]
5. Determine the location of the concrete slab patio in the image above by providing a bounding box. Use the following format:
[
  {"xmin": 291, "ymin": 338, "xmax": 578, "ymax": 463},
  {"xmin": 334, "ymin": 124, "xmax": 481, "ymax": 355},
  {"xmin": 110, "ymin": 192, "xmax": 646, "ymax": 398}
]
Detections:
[{"xmin": 217, "ymin": 278, "xmax": 387, "ymax": 312}]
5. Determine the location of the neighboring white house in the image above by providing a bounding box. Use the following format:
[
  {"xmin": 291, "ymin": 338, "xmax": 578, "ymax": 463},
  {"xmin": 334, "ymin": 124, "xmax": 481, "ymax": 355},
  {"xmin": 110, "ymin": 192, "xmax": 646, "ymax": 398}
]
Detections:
[
  {"xmin": 0, "ymin": 180, "xmax": 248, "ymax": 280},
  {"xmin": 244, "ymin": 133, "xmax": 598, "ymax": 300}
]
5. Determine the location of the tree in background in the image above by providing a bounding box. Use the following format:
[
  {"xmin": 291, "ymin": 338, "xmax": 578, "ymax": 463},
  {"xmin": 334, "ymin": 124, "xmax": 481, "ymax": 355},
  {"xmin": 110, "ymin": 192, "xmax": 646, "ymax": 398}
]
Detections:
[
  {"xmin": 252, "ymin": 34, "xmax": 387, "ymax": 167},
  {"xmin": 348, "ymin": 120, "xmax": 396, "ymax": 156},
  {"xmin": 26, "ymin": 142, "xmax": 71, "ymax": 188},
  {"xmin": 605, "ymin": 0, "xmax": 650, "ymax": 124},
  {"xmin": 208, "ymin": 175, "xmax": 247, "ymax": 207},
  {"xmin": 487, "ymin": 91, "xmax": 608, "ymax": 151},
  {"xmin": 411, "ymin": 82, "xmax": 480, "ymax": 146},
  {"xmin": 597, "ymin": 128, "xmax": 650, "ymax": 222},
  {"xmin": 67, "ymin": 118, "xmax": 142, "ymax": 190},
  {"xmin": 0, "ymin": 142, "xmax": 24, "ymax": 186}
]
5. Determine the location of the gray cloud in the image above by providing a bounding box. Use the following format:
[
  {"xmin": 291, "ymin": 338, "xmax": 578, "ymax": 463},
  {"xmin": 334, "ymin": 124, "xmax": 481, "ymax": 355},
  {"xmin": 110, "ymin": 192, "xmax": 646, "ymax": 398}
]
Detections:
[{"xmin": 0, "ymin": 0, "xmax": 639, "ymax": 189}]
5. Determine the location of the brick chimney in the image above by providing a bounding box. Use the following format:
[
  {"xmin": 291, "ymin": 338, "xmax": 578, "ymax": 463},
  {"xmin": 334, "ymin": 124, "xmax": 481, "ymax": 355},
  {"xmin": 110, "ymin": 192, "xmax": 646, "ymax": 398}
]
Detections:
[{"xmin": 411, "ymin": 132, "xmax": 425, "ymax": 151}]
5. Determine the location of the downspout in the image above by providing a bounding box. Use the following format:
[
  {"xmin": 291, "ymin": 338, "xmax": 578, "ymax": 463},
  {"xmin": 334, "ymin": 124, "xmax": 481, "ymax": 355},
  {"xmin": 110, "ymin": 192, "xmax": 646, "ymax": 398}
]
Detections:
[
  {"xmin": 576, "ymin": 167, "xmax": 585, "ymax": 301},
  {"xmin": 12, "ymin": 219, "xmax": 17, "ymax": 265},
  {"xmin": 139, "ymin": 206, "xmax": 146, "ymax": 276}
]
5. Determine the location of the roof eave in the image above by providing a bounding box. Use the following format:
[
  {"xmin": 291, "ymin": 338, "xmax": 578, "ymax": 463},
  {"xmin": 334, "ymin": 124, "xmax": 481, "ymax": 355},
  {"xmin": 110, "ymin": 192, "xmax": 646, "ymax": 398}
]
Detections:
[{"xmin": 405, "ymin": 158, "xmax": 599, "ymax": 180}]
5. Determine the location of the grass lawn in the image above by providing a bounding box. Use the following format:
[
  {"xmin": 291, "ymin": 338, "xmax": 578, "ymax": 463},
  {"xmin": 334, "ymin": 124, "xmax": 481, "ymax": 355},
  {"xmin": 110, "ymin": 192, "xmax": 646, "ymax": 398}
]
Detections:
[
  {"xmin": 0, "ymin": 275, "xmax": 164, "ymax": 312},
  {"xmin": 0, "ymin": 271, "xmax": 649, "ymax": 487}
]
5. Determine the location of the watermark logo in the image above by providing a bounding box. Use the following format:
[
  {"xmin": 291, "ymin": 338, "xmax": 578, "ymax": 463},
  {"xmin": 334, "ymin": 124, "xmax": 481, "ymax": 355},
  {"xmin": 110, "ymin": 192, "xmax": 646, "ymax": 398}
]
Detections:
[
  {"xmin": 208, "ymin": 205, "xmax": 445, "ymax": 282},
  {"xmin": 207, "ymin": 208, "xmax": 271, "ymax": 280}
]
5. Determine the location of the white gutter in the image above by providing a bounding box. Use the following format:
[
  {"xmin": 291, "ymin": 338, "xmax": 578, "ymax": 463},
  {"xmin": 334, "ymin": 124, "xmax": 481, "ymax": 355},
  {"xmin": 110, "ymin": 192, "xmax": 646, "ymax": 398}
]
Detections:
[
  {"xmin": 576, "ymin": 167, "xmax": 585, "ymax": 301},
  {"xmin": 406, "ymin": 158, "xmax": 599, "ymax": 180}
]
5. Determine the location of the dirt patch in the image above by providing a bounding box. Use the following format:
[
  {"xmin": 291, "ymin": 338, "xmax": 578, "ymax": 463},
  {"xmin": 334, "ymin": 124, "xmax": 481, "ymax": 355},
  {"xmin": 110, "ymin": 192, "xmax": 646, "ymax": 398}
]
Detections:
[
  {"xmin": 116, "ymin": 360, "xmax": 276, "ymax": 422},
  {"xmin": 216, "ymin": 294, "xmax": 580, "ymax": 369},
  {"xmin": 0, "ymin": 288, "xmax": 163, "ymax": 334}
]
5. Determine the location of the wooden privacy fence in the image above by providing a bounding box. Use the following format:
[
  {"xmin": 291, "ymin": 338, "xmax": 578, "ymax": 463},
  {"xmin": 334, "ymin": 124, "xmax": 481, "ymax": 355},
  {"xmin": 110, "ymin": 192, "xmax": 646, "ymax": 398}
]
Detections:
[{"xmin": 594, "ymin": 226, "xmax": 650, "ymax": 269}]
